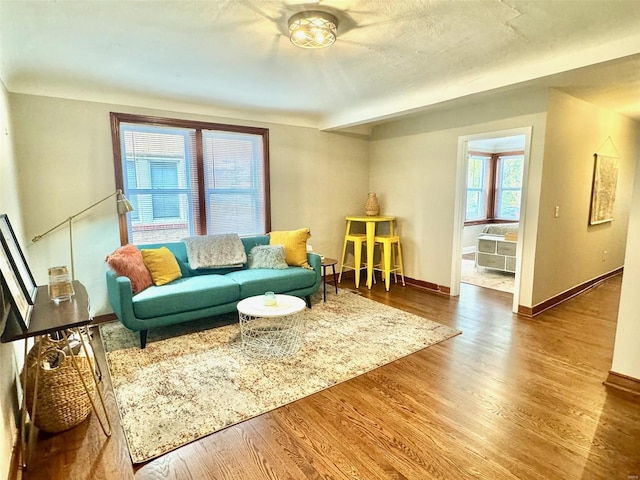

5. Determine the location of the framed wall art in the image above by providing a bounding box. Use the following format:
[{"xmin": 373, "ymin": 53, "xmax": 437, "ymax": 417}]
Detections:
[
  {"xmin": 0, "ymin": 253, "xmax": 32, "ymax": 330},
  {"xmin": 589, "ymin": 154, "xmax": 619, "ymax": 226},
  {"xmin": 0, "ymin": 280, "xmax": 9, "ymax": 336},
  {"xmin": 0, "ymin": 214, "xmax": 36, "ymax": 303},
  {"xmin": 0, "ymin": 214, "xmax": 37, "ymax": 330}
]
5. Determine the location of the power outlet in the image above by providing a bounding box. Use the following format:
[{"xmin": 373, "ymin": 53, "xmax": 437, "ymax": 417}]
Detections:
[{"xmin": 602, "ymin": 250, "xmax": 608, "ymax": 262}]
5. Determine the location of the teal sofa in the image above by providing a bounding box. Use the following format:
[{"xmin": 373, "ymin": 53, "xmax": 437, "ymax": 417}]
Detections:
[{"xmin": 106, "ymin": 235, "xmax": 321, "ymax": 348}]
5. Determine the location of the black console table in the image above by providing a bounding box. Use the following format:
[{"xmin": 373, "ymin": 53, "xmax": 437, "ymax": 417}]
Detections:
[{"xmin": 1, "ymin": 281, "xmax": 111, "ymax": 468}]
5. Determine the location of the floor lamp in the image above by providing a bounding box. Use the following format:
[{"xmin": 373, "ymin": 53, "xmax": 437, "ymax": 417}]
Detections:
[{"xmin": 32, "ymin": 189, "xmax": 134, "ymax": 281}]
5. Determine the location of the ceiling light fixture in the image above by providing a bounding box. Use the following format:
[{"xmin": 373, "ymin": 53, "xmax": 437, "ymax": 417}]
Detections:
[{"xmin": 288, "ymin": 10, "xmax": 338, "ymax": 49}]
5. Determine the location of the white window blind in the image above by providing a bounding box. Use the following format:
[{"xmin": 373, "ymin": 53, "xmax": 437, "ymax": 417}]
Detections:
[{"xmin": 203, "ymin": 130, "xmax": 265, "ymax": 236}]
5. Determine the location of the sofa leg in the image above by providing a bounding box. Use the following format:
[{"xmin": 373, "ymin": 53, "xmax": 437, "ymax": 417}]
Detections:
[
  {"xmin": 140, "ymin": 330, "xmax": 148, "ymax": 349},
  {"xmin": 305, "ymin": 295, "xmax": 312, "ymax": 308}
]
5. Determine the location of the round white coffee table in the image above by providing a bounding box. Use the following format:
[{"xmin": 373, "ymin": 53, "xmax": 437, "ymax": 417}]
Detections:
[{"xmin": 236, "ymin": 294, "xmax": 307, "ymax": 358}]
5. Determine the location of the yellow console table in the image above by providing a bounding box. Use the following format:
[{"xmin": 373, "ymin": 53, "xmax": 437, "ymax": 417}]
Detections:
[{"xmin": 345, "ymin": 215, "xmax": 396, "ymax": 288}]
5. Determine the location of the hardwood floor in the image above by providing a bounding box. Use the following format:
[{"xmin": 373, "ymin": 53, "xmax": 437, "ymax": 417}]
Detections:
[{"xmin": 19, "ymin": 275, "xmax": 639, "ymax": 480}]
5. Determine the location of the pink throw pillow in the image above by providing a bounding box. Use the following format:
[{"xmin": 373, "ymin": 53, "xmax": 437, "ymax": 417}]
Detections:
[{"xmin": 106, "ymin": 244, "xmax": 153, "ymax": 294}]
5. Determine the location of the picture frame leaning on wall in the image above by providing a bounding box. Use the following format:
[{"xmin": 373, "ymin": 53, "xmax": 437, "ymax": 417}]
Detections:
[{"xmin": 0, "ymin": 214, "xmax": 37, "ymax": 330}]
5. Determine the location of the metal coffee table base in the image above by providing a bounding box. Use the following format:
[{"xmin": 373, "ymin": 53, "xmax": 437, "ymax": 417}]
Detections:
[
  {"xmin": 237, "ymin": 294, "xmax": 307, "ymax": 358},
  {"xmin": 239, "ymin": 312, "xmax": 303, "ymax": 358}
]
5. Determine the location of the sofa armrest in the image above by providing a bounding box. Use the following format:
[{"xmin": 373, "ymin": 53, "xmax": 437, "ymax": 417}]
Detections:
[
  {"xmin": 307, "ymin": 252, "xmax": 322, "ymax": 286},
  {"xmin": 106, "ymin": 270, "xmax": 138, "ymax": 328}
]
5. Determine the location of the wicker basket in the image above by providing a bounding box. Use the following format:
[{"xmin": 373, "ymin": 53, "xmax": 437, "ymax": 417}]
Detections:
[{"xmin": 23, "ymin": 334, "xmax": 95, "ymax": 433}]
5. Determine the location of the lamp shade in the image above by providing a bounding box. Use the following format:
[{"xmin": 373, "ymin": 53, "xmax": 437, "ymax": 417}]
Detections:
[
  {"xmin": 289, "ymin": 11, "xmax": 338, "ymax": 49},
  {"xmin": 116, "ymin": 190, "xmax": 135, "ymax": 214}
]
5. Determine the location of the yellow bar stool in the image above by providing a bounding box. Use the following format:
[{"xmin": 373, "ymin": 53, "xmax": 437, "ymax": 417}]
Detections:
[
  {"xmin": 339, "ymin": 233, "xmax": 367, "ymax": 288},
  {"xmin": 373, "ymin": 234, "xmax": 405, "ymax": 291},
  {"xmin": 339, "ymin": 219, "xmax": 367, "ymax": 288}
]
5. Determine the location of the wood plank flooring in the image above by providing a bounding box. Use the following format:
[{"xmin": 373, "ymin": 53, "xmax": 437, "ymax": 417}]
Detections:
[{"xmin": 19, "ymin": 275, "xmax": 639, "ymax": 480}]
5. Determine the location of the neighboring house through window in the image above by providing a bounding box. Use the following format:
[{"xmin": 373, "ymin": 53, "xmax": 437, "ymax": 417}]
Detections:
[
  {"xmin": 465, "ymin": 151, "xmax": 524, "ymax": 224},
  {"xmin": 111, "ymin": 113, "xmax": 270, "ymax": 245}
]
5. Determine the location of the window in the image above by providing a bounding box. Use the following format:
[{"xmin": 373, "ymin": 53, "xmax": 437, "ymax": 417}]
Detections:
[
  {"xmin": 465, "ymin": 151, "xmax": 523, "ymax": 224},
  {"xmin": 495, "ymin": 155, "xmax": 523, "ymax": 220},
  {"xmin": 111, "ymin": 113, "xmax": 270, "ymax": 245},
  {"xmin": 466, "ymin": 154, "xmax": 491, "ymax": 222}
]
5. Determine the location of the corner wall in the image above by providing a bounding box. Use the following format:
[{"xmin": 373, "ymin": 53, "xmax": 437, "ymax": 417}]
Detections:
[
  {"xmin": 532, "ymin": 90, "xmax": 638, "ymax": 306},
  {"xmin": 9, "ymin": 93, "xmax": 370, "ymax": 316},
  {"xmin": 368, "ymin": 90, "xmax": 548, "ymax": 295},
  {"xmin": 611, "ymin": 122, "xmax": 640, "ymax": 381},
  {"xmin": 0, "ymin": 80, "xmax": 23, "ymax": 480}
]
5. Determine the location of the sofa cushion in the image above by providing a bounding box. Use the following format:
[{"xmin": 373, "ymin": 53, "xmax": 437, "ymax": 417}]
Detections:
[
  {"xmin": 247, "ymin": 245, "xmax": 288, "ymax": 270},
  {"xmin": 241, "ymin": 235, "xmax": 270, "ymax": 257},
  {"xmin": 132, "ymin": 275, "xmax": 240, "ymax": 319},
  {"xmin": 141, "ymin": 247, "xmax": 182, "ymax": 286},
  {"xmin": 226, "ymin": 267, "xmax": 316, "ymax": 298},
  {"xmin": 269, "ymin": 228, "xmax": 311, "ymax": 268},
  {"xmin": 136, "ymin": 242, "xmax": 192, "ymax": 277},
  {"xmin": 105, "ymin": 244, "xmax": 153, "ymax": 294}
]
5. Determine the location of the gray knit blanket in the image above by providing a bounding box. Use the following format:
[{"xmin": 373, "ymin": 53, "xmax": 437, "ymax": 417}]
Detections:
[{"xmin": 182, "ymin": 234, "xmax": 247, "ymax": 269}]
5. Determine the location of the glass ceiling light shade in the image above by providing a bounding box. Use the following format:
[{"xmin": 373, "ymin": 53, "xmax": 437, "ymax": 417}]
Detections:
[{"xmin": 288, "ymin": 11, "xmax": 338, "ymax": 49}]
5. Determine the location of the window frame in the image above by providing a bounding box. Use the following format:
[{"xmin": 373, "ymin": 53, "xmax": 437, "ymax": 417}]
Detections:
[
  {"xmin": 464, "ymin": 150, "xmax": 524, "ymax": 226},
  {"xmin": 465, "ymin": 153, "xmax": 493, "ymax": 224},
  {"xmin": 110, "ymin": 112, "xmax": 271, "ymax": 245}
]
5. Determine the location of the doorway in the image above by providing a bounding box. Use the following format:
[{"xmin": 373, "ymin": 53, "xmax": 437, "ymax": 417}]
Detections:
[{"xmin": 451, "ymin": 127, "xmax": 533, "ymax": 313}]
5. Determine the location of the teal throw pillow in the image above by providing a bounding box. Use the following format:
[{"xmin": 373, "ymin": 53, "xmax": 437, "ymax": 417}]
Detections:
[{"xmin": 248, "ymin": 245, "xmax": 289, "ymax": 269}]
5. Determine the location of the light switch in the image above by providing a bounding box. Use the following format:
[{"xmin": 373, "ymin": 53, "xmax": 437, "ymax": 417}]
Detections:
[{"xmin": 554, "ymin": 205, "xmax": 560, "ymax": 218}]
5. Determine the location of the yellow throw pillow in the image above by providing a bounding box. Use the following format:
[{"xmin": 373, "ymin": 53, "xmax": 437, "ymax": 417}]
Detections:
[
  {"xmin": 269, "ymin": 228, "xmax": 311, "ymax": 268},
  {"xmin": 141, "ymin": 247, "xmax": 182, "ymax": 286}
]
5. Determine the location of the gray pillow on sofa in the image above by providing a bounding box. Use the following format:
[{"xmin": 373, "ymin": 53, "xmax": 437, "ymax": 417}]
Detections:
[{"xmin": 248, "ymin": 245, "xmax": 289, "ymax": 269}]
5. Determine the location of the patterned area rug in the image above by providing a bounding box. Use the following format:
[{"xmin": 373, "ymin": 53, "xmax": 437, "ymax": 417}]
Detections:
[{"xmin": 100, "ymin": 289, "xmax": 461, "ymax": 464}]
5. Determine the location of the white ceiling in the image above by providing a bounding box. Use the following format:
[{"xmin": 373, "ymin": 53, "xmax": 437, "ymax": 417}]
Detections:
[{"xmin": 1, "ymin": 0, "xmax": 639, "ymax": 131}]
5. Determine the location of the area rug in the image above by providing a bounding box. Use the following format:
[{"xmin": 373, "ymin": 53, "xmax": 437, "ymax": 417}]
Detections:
[
  {"xmin": 461, "ymin": 256, "xmax": 515, "ymax": 293},
  {"xmin": 100, "ymin": 289, "xmax": 461, "ymax": 464}
]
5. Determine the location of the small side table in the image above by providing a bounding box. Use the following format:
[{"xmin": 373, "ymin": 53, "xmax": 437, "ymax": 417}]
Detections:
[
  {"xmin": 321, "ymin": 257, "xmax": 338, "ymax": 302},
  {"xmin": 1, "ymin": 281, "xmax": 111, "ymax": 469}
]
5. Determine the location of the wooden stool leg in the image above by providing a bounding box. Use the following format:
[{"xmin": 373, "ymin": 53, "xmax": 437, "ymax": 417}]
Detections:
[
  {"xmin": 322, "ymin": 265, "xmax": 327, "ymax": 302},
  {"xmin": 331, "ymin": 264, "xmax": 338, "ymax": 294}
]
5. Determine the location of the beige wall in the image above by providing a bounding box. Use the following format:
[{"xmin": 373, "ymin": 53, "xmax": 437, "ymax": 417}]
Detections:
[
  {"xmin": 10, "ymin": 94, "xmax": 370, "ymax": 316},
  {"xmin": 368, "ymin": 90, "xmax": 548, "ymax": 297},
  {"xmin": 532, "ymin": 90, "xmax": 638, "ymax": 306},
  {"xmin": 611, "ymin": 124, "xmax": 640, "ymax": 380},
  {"xmin": 0, "ymin": 80, "xmax": 23, "ymax": 480},
  {"xmin": 462, "ymin": 224, "xmax": 486, "ymax": 252}
]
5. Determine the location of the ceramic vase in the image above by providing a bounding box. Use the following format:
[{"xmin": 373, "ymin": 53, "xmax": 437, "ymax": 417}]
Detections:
[{"xmin": 365, "ymin": 193, "xmax": 380, "ymax": 216}]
